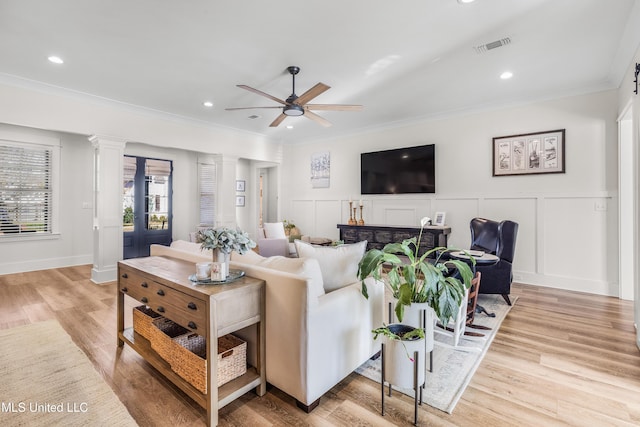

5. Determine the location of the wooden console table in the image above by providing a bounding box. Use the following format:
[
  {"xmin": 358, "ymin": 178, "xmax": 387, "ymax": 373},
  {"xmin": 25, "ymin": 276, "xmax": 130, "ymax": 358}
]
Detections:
[
  {"xmin": 337, "ymin": 223, "xmax": 451, "ymax": 256},
  {"xmin": 117, "ymin": 256, "xmax": 266, "ymax": 426}
]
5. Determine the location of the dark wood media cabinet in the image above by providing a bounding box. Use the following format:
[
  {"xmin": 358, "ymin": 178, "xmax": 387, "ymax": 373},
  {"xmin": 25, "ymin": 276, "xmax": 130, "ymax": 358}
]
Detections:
[{"xmin": 337, "ymin": 223, "xmax": 451, "ymax": 256}]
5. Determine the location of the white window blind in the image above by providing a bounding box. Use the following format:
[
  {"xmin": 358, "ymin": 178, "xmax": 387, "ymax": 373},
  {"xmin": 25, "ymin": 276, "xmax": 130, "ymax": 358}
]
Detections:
[
  {"xmin": 0, "ymin": 143, "xmax": 52, "ymax": 235},
  {"xmin": 198, "ymin": 162, "xmax": 216, "ymax": 226}
]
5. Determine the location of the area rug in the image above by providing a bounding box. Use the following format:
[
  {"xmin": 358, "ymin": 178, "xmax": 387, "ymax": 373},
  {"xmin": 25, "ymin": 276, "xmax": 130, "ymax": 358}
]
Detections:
[
  {"xmin": 355, "ymin": 294, "xmax": 517, "ymax": 414},
  {"xmin": 0, "ymin": 320, "xmax": 137, "ymax": 426}
]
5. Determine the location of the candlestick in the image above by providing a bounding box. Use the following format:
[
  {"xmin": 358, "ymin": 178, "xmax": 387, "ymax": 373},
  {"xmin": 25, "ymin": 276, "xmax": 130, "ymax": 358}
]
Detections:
[
  {"xmin": 348, "ymin": 201, "xmax": 356, "ymax": 225},
  {"xmin": 358, "ymin": 205, "xmax": 365, "ymax": 226}
]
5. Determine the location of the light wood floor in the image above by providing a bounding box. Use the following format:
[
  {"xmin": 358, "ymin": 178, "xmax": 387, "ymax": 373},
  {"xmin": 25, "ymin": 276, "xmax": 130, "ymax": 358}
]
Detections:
[{"xmin": 1, "ymin": 265, "xmax": 639, "ymax": 426}]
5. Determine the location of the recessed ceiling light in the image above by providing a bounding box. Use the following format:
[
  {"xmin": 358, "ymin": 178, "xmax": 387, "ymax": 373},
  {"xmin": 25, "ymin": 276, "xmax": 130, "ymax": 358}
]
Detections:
[
  {"xmin": 500, "ymin": 71, "xmax": 513, "ymax": 79},
  {"xmin": 203, "ymin": 101, "xmax": 214, "ymax": 108},
  {"xmin": 286, "ymin": 125, "xmax": 294, "ymax": 129},
  {"xmin": 457, "ymin": 0, "xmax": 476, "ymax": 4},
  {"xmin": 47, "ymin": 56, "xmax": 64, "ymax": 64}
]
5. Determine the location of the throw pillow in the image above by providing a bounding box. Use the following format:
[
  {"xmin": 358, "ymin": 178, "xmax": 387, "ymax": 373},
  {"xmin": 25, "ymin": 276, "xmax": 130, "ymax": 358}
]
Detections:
[
  {"xmin": 263, "ymin": 222, "xmax": 287, "ymax": 239},
  {"xmin": 294, "ymin": 240, "xmax": 367, "ymax": 293},
  {"xmin": 231, "ymin": 250, "xmax": 325, "ymax": 299}
]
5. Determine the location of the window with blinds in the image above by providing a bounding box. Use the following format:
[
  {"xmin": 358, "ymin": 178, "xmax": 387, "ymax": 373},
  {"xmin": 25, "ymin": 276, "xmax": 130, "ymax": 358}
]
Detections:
[
  {"xmin": 198, "ymin": 162, "xmax": 216, "ymax": 226},
  {"xmin": 0, "ymin": 143, "xmax": 52, "ymax": 235}
]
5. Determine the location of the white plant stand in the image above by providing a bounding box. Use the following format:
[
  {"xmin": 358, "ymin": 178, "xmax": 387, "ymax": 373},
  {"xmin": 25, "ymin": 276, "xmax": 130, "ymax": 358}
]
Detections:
[{"xmin": 380, "ymin": 325, "xmax": 426, "ymax": 426}]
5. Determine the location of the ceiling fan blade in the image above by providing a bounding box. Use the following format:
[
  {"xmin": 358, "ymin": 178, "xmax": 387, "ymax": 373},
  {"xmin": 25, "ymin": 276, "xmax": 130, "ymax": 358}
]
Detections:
[
  {"xmin": 225, "ymin": 106, "xmax": 283, "ymax": 111},
  {"xmin": 269, "ymin": 113, "xmax": 287, "ymax": 127},
  {"xmin": 304, "ymin": 110, "xmax": 332, "ymax": 127},
  {"xmin": 237, "ymin": 85, "xmax": 287, "ymax": 105},
  {"xmin": 305, "ymin": 104, "xmax": 363, "ymax": 111},
  {"xmin": 294, "ymin": 83, "xmax": 330, "ymax": 106}
]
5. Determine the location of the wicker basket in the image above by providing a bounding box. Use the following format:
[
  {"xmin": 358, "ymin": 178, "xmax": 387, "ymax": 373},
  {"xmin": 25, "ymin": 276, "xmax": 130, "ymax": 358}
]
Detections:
[
  {"xmin": 132, "ymin": 306, "xmax": 163, "ymax": 340},
  {"xmin": 171, "ymin": 333, "xmax": 246, "ymax": 394},
  {"xmin": 149, "ymin": 318, "xmax": 190, "ymax": 363}
]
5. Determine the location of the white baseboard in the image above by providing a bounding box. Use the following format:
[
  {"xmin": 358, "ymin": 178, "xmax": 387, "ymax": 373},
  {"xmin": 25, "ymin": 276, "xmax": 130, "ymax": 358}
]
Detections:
[{"xmin": 0, "ymin": 255, "xmax": 93, "ymax": 276}]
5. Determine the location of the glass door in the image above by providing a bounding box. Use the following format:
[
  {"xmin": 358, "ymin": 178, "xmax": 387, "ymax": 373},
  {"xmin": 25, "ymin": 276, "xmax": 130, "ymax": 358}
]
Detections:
[{"xmin": 123, "ymin": 156, "xmax": 172, "ymax": 259}]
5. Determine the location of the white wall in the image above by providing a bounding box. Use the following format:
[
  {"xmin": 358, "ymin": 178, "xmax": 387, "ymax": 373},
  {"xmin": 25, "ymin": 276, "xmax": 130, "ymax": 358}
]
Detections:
[
  {"xmin": 281, "ymin": 90, "xmax": 619, "ymax": 296},
  {"xmin": 0, "ymin": 79, "xmax": 281, "ymax": 275},
  {"xmin": 0, "ymin": 124, "xmax": 94, "ymax": 274}
]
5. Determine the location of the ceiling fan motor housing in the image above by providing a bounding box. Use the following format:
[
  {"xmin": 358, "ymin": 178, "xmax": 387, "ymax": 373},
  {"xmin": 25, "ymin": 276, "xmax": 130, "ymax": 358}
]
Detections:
[{"xmin": 283, "ymin": 103, "xmax": 304, "ymax": 116}]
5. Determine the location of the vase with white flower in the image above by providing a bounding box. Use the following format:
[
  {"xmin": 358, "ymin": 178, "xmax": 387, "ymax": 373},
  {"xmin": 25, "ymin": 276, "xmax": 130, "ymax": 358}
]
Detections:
[{"xmin": 196, "ymin": 227, "xmax": 256, "ymax": 278}]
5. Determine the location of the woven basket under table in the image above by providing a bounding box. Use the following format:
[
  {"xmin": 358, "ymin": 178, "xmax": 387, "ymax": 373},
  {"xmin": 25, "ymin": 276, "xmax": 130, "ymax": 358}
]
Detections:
[
  {"xmin": 132, "ymin": 306, "xmax": 163, "ymax": 340},
  {"xmin": 149, "ymin": 317, "xmax": 190, "ymax": 363},
  {"xmin": 171, "ymin": 333, "xmax": 247, "ymax": 394}
]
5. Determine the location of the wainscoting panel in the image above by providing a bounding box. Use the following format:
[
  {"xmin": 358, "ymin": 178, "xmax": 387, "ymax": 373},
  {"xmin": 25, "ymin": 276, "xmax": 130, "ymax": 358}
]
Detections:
[
  {"xmin": 315, "ymin": 200, "xmax": 342, "ymax": 239},
  {"xmin": 369, "ymin": 198, "xmax": 432, "ymax": 227},
  {"xmin": 430, "ymin": 198, "xmax": 480, "ymax": 249},
  {"xmin": 480, "ymin": 197, "xmax": 538, "ymax": 274},
  {"xmin": 286, "ymin": 191, "xmax": 617, "ymax": 296},
  {"xmin": 290, "ymin": 200, "xmax": 315, "ymax": 237},
  {"xmin": 543, "ymin": 197, "xmax": 609, "ymax": 283}
]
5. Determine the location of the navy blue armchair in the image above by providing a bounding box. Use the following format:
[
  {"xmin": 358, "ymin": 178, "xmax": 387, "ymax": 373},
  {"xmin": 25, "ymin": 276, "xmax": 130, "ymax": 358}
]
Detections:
[{"xmin": 469, "ymin": 217, "xmax": 518, "ymax": 305}]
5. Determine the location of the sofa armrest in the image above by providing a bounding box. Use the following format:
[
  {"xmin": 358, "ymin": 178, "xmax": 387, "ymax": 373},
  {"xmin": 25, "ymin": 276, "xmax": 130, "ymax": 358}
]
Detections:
[
  {"xmin": 149, "ymin": 243, "xmax": 211, "ymax": 264},
  {"xmin": 302, "ymin": 277, "xmax": 385, "ymax": 403}
]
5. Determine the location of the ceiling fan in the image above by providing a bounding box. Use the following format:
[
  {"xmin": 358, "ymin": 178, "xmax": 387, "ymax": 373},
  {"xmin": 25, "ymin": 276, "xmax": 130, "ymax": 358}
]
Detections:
[{"xmin": 225, "ymin": 66, "xmax": 363, "ymax": 127}]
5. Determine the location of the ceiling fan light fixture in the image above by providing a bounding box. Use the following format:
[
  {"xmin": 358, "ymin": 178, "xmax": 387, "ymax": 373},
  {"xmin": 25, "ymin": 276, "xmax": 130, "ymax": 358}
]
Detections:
[{"xmin": 283, "ymin": 104, "xmax": 304, "ymax": 116}]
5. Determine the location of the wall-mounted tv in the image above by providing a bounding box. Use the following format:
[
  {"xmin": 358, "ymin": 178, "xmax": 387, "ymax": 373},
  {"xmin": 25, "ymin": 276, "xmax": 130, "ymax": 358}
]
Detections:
[{"xmin": 361, "ymin": 144, "xmax": 435, "ymax": 194}]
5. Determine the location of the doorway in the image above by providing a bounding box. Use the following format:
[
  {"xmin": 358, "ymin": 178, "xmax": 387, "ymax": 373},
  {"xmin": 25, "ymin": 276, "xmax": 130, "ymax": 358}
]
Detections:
[
  {"xmin": 258, "ymin": 166, "xmax": 278, "ymax": 226},
  {"xmin": 123, "ymin": 156, "xmax": 173, "ymax": 259}
]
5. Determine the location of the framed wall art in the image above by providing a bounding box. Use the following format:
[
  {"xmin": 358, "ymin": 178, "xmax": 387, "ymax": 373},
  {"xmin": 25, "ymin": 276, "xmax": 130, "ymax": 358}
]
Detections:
[
  {"xmin": 433, "ymin": 211, "xmax": 446, "ymax": 226},
  {"xmin": 235, "ymin": 195, "xmax": 245, "ymax": 207},
  {"xmin": 236, "ymin": 180, "xmax": 245, "ymax": 192},
  {"xmin": 310, "ymin": 151, "xmax": 330, "ymax": 188},
  {"xmin": 493, "ymin": 129, "xmax": 565, "ymax": 176}
]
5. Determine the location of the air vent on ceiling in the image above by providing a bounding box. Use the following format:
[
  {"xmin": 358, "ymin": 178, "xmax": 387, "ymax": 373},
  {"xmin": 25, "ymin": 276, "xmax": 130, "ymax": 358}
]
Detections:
[
  {"xmin": 248, "ymin": 114, "xmax": 261, "ymax": 120},
  {"xmin": 474, "ymin": 37, "xmax": 511, "ymax": 54}
]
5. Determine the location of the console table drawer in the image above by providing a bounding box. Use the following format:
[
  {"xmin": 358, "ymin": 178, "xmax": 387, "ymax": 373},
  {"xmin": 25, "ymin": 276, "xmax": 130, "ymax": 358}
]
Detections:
[
  {"xmin": 119, "ymin": 266, "xmax": 207, "ymax": 332},
  {"xmin": 119, "ymin": 269, "xmax": 153, "ymax": 302},
  {"xmin": 148, "ymin": 284, "xmax": 207, "ymax": 332}
]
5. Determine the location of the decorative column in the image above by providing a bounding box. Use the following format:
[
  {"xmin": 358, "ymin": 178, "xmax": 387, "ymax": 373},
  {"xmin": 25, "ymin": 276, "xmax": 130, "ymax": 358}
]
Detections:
[
  {"xmin": 214, "ymin": 154, "xmax": 238, "ymax": 228},
  {"xmin": 89, "ymin": 135, "xmax": 126, "ymax": 283}
]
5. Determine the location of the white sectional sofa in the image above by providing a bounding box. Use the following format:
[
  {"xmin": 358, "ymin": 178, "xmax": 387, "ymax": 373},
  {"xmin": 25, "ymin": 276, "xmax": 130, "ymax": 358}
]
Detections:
[{"xmin": 149, "ymin": 240, "xmax": 385, "ymax": 411}]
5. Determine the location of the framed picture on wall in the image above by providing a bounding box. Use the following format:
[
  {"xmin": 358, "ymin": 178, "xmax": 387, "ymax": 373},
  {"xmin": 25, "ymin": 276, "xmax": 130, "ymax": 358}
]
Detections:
[
  {"xmin": 236, "ymin": 180, "xmax": 246, "ymax": 192},
  {"xmin": 235, "ymin": 195, "xmax": 245, "ymax": 207},
  {"xmin": 434, "ymin": 212, "xmax": 446, "ymax": 226},
  {"xmin": 493, "ymin": 129, "xmax": 565, "ymax": 176}
]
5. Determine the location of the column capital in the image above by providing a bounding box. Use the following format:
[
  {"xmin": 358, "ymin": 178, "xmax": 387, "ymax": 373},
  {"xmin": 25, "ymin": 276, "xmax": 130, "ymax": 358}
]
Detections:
[{"xmin": 88, "ymin": 134, "xmax": 127, "ymax": 149}]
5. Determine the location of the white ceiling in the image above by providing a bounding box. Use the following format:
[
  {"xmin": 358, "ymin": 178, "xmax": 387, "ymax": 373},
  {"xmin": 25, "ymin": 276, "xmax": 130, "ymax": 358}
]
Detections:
[{"xmin": 1, "ymin": 0, "xmax": 639, "ymax": 144}]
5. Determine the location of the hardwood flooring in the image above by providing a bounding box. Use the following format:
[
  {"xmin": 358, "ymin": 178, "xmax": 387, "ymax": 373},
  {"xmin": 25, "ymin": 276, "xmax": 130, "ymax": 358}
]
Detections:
[{"xmin": 1, "ymin": 265, "xmax": 639, "ymax": 426}]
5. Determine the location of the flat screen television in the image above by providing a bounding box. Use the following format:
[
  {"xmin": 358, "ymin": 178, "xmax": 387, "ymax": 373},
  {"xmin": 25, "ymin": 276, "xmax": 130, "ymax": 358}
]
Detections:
[{"xmin": 361, "ymin": 144, "xmax": 435, "ymax": 194}]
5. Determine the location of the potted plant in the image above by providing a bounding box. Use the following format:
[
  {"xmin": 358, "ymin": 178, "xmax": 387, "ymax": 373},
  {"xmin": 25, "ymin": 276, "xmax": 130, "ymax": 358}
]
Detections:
[
  {"xmin": 282, "ymin": 219, "xmax": 297, "ymax": 237},
  {"xmin": 196, "ymin": 227, "xmax": 256, "ymax": 276},
  {"xmin": 358, "ymin": 217, "xmax": 475, "ymax": 328},
  {"xmin": 374, "ymin": 323, "xmax": 426, "ymax": 390}
]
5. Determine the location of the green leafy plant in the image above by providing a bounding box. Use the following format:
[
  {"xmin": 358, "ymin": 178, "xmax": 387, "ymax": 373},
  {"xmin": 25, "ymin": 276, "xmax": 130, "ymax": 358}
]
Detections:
[
  {"xmin": 372, "ymin": 323, "xmax": 425, "ymax": 362},
  {"xmin": 196, "ymin": 227, "xmax": 256, "ymax": 254},
  {"xmin": 358, "ymin": 217, "xmax": 475, "ymax": 327},
  {"xmin": 282, "ymin": 219, "xmax": 296, "ymax": 231}
]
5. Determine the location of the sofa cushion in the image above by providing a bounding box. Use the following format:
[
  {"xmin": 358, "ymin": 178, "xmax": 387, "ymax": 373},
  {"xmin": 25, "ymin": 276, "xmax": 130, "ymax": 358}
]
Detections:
[
  {"xmin": 232, "ymin": 250, "xmax": 325, "ymax": 299},
  {"xmin": 294, "ymin": 240, "xmax": 367, "ymax": 293},
  {"xmin": 263, "ymin": 222, "xmax": 287, "ymax": 239},
  {"xmin": 170, "ymin": 240, "xmax": 212, "ymax": 256},
  {"xmin": 231, "ymin": 249, "xmax": 265, "ymax": 264}
]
